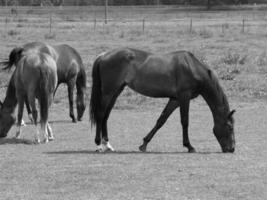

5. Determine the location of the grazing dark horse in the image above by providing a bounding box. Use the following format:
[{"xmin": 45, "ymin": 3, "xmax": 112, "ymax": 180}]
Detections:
[
  {"xmin": 4, "ymin": 42, "xmax": 87, "ymax": 122},
  {"xmin": 0, "ymin": 50, "xmax": 57, "ymax": 143},
  {"xmin": 90, "ymin": 48, "xmax": 236, "ymax": 153}
]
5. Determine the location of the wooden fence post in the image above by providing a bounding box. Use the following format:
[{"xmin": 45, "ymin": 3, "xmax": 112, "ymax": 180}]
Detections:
[
  {"xmin": 49, "ymin": 12, "xmax": 52, "ymax": 35},
  {"xmin": 189, "ymin": 18, "xmax": 192, "ymax": 33},
  {"xmin": 242, "ymin": 18, "xmax": 245, "ymax": 33},
  {"xmin": 5, "ymin": 16, "xmax": 8, "ymax": 33},
  {"xmin": 94, "ymin": 18, "xmax": 97, "ymax": 31},
  {"xmin": 105, "ymin": 0, "xmax": 108, "ymax": 24},
  {"xmin": 142, "ymin": 18, "xmax": 145, "ymax": 33}
]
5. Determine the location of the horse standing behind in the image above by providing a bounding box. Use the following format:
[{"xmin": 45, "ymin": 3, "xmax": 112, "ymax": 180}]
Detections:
[
  {"xmin": 0, "ymin": 50, "xmax": 57, "ymax": 143},
  {"xmin": 5, "ymin": 42, "xmax": 87, "ymax": 123},
  {"xmin": 90, "ymin": 48, "xmax": 236, "ymax": 153}
]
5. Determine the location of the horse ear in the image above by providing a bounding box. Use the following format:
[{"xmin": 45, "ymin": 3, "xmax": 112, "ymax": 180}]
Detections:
[{"xmin": 228, "ymin": 109, "xmax": 236, "ymax": 119}]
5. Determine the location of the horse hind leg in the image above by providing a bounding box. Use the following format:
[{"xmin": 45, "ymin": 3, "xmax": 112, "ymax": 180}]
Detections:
[
  {"xmin": 28, "ymin": 96, "xmax": 40, "ymax": 144},
  {"xmin": 100, "ymin": 85, "xmax": 126, "ymax": 152},
  {"xmin": 25, "ymin": 98, "xmax": 33, "ymax": 123}
]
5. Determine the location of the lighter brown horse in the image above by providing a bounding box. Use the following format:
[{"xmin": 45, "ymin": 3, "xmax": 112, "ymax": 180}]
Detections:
[
  {"xmin": 5, "ymin": 42, "xmax": 86, "ymax": 123},
  {"xmin": 90, "ymin": 48, "xmax": 236, "ymax": 153},
  {"xmin": 0, "ymin": 50, "xmax": 57, "ymax": 143}
]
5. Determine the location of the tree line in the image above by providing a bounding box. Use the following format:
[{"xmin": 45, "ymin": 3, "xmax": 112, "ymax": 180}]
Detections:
[{"xmin": 0, "ymin": 0, "xmax": 255, "ymax": 6}]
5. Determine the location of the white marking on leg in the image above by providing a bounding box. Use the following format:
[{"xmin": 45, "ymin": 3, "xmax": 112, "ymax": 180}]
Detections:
[
  {"xmin": 35, "ymin": 126, "xmax": 41, "ymax": 144},
  {"xmin": 101, "ymin": 140, "xmax": 115, "ymax": 152},
  {"xmin": 20, "ymin": 119, "xmax": 26, "ymax": 127},
  {"xmin": 43, "ymin": 124, "xmax": 49, "ymax": 143},
  {"xmin": 47, "ymin": 123, "xmax": 54, "ymax": 141},
  {"xmin": 105, "ymin": 141, "xmax": 115, "ymax": 152}
]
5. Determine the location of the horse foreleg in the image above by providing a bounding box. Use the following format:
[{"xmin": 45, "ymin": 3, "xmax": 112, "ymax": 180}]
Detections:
[
  {"xmin": 139, "ymin": 99, "xmax": 179, "ymax": 152},
  {"xmin": 180, "ymin": 98, "xmax": 196, "ymax": 153},
  {"xmin": 15, "ymin": 97, "xmax": 25, "ymax": 138},
  {"xmin": 67, "ymin": 79, "xmax": 76, "ymax": 123}
]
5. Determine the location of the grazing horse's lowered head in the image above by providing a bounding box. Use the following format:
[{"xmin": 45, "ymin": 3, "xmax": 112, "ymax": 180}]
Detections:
[
  {"xmin": 213, "ymin": 110, "xmax": 236, "ymax": 153},
  {"xmin": 0, "ymin": 90, "xmax": 16, "ymax": 138},
  {"xmin": 0, "ymin": 47, "xmax": 23, "ymax": 138}
]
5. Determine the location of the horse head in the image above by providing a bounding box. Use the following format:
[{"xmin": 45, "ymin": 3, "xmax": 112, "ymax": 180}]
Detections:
[
  {"xmin": 0, "ymin": 101, "xmax": 16, "ymax": 138},
  {"xmin": 76, "ymin": 93, "xmax": 86, "ymax": 121},
  {"xmin": 213, "ymin": 110, "xmax": 236, "ymax": 153}
]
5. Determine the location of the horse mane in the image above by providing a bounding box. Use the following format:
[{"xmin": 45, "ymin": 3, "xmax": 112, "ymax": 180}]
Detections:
[
  {"xmin": 206, "ymin": 69, "xmax": 229, "ymax": 111},
  {"xmin": 0, "ymin": 47, "xmax": 24, "ymax": 71}
]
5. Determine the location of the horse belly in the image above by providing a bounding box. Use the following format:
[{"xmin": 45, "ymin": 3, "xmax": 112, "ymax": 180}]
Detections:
[{"xmin": 127, "ymin": 74, "xmax": 177, "ymax": 98}]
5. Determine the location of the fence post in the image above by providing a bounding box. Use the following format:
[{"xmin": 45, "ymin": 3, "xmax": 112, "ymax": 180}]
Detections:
[
  {"xmin": 189, "ymin": 18, "xmax": 192, "ymax": 33},
  {"xmin": 49, "ymin": 12, "xmax": 52, "ymax": 35},
  {"xmin": 5, "ymin": 16, "xmax": 8, "ymax": 33},
  {"xmin": 242, "ymin": 18, "xmax": 245, "ymax": 33},
  {"xmin": 142, "ymin": 18, "xmax": 145, "ymax": 33},
  {"xmin": 104, "ymin": 0, "xmax": 108, "ymax": 24},
  {"xmin": 94, "ymin": 18, "xmax": 97, "ymax": 31}
]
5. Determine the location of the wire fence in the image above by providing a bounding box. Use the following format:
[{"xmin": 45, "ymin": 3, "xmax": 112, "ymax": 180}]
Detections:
[{"xmin": 1, "ymin": 6, "xmax": 267, "ymax": 35}]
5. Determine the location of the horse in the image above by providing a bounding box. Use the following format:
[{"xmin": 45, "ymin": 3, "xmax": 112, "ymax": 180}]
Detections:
[
  {"xmin": 89, "ymin": 48, "xmax": 236, "ymax": 153},
  {"xmin": 4, "ymin": 42, "xmax": 87, "ymax": 123},
  {"xmin": 0, "ymin": 50, "xmax": 57, "ymax": 143}
]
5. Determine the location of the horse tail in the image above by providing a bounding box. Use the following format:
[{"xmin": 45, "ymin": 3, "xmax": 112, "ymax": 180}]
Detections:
[
  {"xmin": 76, "ymin": 65, "xmax": 87, "ymax": 120},
  {"xmin": 0, "ymin": 47, "xmax": 24, "ymax": 71},
  {"xmin": 89, "ymin": 56, "xmax": 102, "ymax": 126},
  {"xmin": 76, "ymin": 65, "xmax": 87, "ymax": 92}
]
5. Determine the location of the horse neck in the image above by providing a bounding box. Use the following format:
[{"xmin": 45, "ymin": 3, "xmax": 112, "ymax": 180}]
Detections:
[
  {"xmin": 3, "ymin": 75, "xmax": 17, "ymax": 113},
  {"xmin": 201, "ymin": 76, "xmax": 230, "ymax": 124}
]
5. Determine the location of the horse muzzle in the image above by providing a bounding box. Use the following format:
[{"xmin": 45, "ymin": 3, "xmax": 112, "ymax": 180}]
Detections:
[{"xmin": 0, "ymin": 133, "xmax": 7, "ymax": 138}]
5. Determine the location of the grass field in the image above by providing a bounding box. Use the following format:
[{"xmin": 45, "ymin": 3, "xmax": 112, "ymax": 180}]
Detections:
[{"xmin": 0, "ymin": 6, "xmax": 267, "ymax": 200}]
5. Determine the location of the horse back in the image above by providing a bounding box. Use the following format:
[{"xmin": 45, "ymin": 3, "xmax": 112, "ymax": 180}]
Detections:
[
  {"xmin": 53, "ymin": 44, "xmax": 84, "ymax": 82},
  {"xmin": 14, "ymin": 52, "xmax": 57, "ymax": 96}
]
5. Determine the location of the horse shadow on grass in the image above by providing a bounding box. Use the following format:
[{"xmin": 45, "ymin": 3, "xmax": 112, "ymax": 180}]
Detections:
[
  {"xmin": 45, "ymin": 150, "xmax": 222, "ymax": 155},
  {"xmin": 0, "ymin": 137, "xmax": 35, "ymax": 145},
  {"xmin": 23, "ymin": 119, "xmax": 73, "ymax": 125}
]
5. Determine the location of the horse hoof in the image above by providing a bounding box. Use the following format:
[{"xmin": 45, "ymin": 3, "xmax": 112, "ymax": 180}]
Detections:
[
  {"xmin": 105, "ymin": 148, "xmax": 115, "ymax": 153},
  {"xmin": 139, "ymin": 144, "xmax": 147, "ymax": 152},
  {"xmin": 188, "ymin": 148, "xmax": 196, "ymax": 153},
  {"xmin": 96, "ymin": 149, "xmax": 103, "ymax": 153},
  {"xmin": 48, "ymin": 137, "xmax": 54, "ymax": 141},
  {"xmin": 35, "ymin": 139, "xmax": 41, "ymax": 144},
  {"xmin": 77, "ymin": 118, "xmax": 82, "ymax": 121},
  {"xmin": 72, "ymin": 119, "xmax": 77, "ymax": 123}
]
